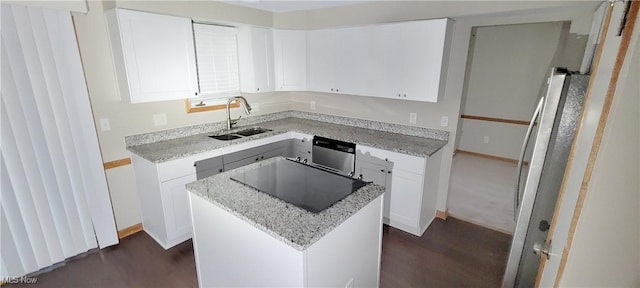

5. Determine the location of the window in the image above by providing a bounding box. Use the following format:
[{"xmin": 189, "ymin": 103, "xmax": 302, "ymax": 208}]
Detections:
[{"xmin": 187, "ymin": 23, "xmax": 241, "ymax": 113}]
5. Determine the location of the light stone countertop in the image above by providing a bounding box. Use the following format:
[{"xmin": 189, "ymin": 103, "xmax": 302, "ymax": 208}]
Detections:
[
  {"xmin": 127, "ymin": 116, "xmax": 448, "ymax": 163},
  {"xmin": 186, "ymin": 157, "xmax": 385, "ymax": 251}
]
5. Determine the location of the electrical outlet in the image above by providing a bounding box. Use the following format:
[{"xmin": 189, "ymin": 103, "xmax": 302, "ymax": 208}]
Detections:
[
  {"xmin": 153, "ymin": 113, "xmax": 167, "ymax": 126},
  {"xmin": 99, "ymin": 118, "xmax": 111, "ymax": 132},
  {"xmin": 345, "ymin": 278, "xmax": 354, "ymax": 288},
  {"xmin": 409, "ymin": 112, "xmax": 417, "ymax": 124},
  {"xmin": 310, "ymin": 101, "xmax": 316, "ymax": 110},
  {"xmin": 440, "ymin": 116, "xmax": 449, "ymax": 127},
  {"xmin": 483, "ymin": 136, "xmax": 490, "ymax": 144},
  {"xmin": 252, "ymin": 103, "xmax": 260, "ymax": 113}
]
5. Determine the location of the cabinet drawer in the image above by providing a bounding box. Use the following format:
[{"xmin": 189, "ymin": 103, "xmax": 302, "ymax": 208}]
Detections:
[
  {"xmin": 223, "ymin": 140, "xmax": 287, "ymax": 164},
  {"xmin": 356, "ymin": 145, "xmax": 426, "ymax": 175},
  {"xmin": 157, "ymin": 150, "xmax": 221, "ymax": 182},
  {"xmin": 195, "ymin": 155, "xmax": 224, "ymax": 180},
  {"xmin": 224, "ymin": 146, "xmax": 286, "ymax": 171}
]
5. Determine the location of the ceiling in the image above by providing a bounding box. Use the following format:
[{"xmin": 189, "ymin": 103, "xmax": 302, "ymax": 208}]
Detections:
[{"xmin": 220, "ymin": 0, "xmax": 366, "ymax": 13}]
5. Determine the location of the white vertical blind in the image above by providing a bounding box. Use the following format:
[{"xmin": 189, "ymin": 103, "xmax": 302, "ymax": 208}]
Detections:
[
  {"xmin": 1, "ymin": 4, "xmax": 118, "ymax": 278},
  {"xmin": 193, "ymin": 23, "xmax": 241, "ymax": 98}
]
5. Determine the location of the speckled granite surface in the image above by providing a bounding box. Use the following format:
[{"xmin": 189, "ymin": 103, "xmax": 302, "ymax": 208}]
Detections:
[
  {"xmin": 186, "ymin": 157, "xmax": 385, "ymax": 251},
  {"xmin": 127, "ymin": 112, "xmax": 448, "ymax": 163},
  {"xmin": 125, "ymin": 111, "xmax": 448, "ymax": 147}
]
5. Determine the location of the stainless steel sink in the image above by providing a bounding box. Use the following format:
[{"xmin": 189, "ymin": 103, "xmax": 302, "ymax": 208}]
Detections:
[
  {"xmin": 208, "ymin": 127, "xmax": 272, "ymax": 141},
  {"xmin": 235, "ymin": 127, "xmax": 272, "ymax": 137},
  {"xmin": 209, "ymin": 134, "xmax": 242, "ymax": 141}
]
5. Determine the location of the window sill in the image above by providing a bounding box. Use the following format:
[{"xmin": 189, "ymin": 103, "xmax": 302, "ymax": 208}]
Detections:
[{"xmin": 185, "ymin": 99, "xmax": 239, "ymax": 113}]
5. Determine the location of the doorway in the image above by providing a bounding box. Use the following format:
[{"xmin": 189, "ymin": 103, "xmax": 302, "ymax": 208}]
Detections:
[{"xmin": 448, "ymin": 21, "xmax": 587, "ymax": 234}]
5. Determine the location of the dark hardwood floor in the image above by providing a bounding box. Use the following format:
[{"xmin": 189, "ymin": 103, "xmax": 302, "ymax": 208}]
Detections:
[
  {"xmin": 380, "ymin": 218, "xmax": 511, "ymax": 288},
  {"xmin": 8, "ymin": 218, "xmax": 511, "ymax": 288}
]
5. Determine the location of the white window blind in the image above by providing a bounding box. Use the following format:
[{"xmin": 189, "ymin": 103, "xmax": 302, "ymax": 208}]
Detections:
[{"xmin": 193, "ymin": 23, "xmax": 240, "ymax": 100}]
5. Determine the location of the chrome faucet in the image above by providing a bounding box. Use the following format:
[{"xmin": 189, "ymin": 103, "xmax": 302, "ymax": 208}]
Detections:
[{"xmin": 226, "ymin": 96, "xmax": 252, "ymax": 130}]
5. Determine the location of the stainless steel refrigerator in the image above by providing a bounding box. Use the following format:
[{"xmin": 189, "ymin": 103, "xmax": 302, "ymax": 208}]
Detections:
[{"xmin": 502, "ymin": 67, "xmax": 589, "ymax": 287}]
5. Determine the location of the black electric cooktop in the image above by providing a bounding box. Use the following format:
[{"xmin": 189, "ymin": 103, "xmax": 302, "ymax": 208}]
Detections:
[{"xmin": 231, "ymin": 159, "xmax": 368, "ymax": 213}]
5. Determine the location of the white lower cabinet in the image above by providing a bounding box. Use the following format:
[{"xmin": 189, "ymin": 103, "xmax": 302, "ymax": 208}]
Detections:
[
  {"xmin": 190, "ymin": 193, "xmax": 383, "ymax": 287},
  {"xmin": 357, "ymin": 145, "xmax": 442, "ymax": 236},
  {"xmin": 387, "ymin": 169, "xmax": 422, "ymax": 229},
  {"xmin": 160, "ymin": 174, "xmax": 196, "ymax": 247},
  {"xmin": 131, "ymin": 133, "xmax": 312, "ymax": 249},
  {"xmin": 355, "ymin": 152, "xmax": 393, "ymax": 218},
  {"xmin": 132, "ymin": 153, "xmax": 199, "ymax": 249}
]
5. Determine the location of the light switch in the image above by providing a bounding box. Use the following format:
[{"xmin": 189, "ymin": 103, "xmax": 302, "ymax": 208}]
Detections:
[
  {"xmin": 99, "ymin": 118, "xmax": 111, "ymax": 132},
  {"xmin": 252, "ymin": 103, "xmax": 260, "ymax": 113},
  {"xmin": 153, "ymin": 113, "xmax": 167, "ymax": 126},
  {"xmin": 440, "ymin": 116, "xmax": 449, "ymax": 127},
  {"xmin": 310, "ymin": 101, "xmax": 316, "ymax": 110}
]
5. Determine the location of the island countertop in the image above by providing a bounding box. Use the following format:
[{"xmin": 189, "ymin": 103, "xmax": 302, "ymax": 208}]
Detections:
[
  {"xmin": 127, "ymin": 112, "xmax": 448, "ymax": 163},
  {"xmin": 186, "ymin": 157, "xmax": 385, "ymax": 251}
]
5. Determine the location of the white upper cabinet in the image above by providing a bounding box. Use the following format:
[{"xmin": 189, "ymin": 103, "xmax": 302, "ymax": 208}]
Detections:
[
  {"xmin": 273, "ymin": 29, "xmax": 307, "ymax": 91},
  {"xmin": 307, "ymin": 28, "xmax": 336, "ymax": 93},
  {"xmin": 370, "ymin": 19, "xmax": 453, "ymax": 102},
  {"xmin": 307, "ymin": 26, "xmax": 373, "ymax": 95},
  {"xmin": 306, "ymin": 19, "xmax": 453, "ymax": 102},
  {"xmin": 238, "ymin": 26, "xmax": 275, "ymax": 93},
  {"xmin": 106, "ymin": 9, "xmax": 199, "ymax": 103}
]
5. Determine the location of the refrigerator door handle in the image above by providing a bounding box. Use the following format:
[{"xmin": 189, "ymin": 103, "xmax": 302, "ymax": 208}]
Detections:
[{"xmin": 514, "ymin": 96, "xmax": 545, "ymax": 218}]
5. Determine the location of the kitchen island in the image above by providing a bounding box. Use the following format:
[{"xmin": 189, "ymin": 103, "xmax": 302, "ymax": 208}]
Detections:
[{"xmin": 187, "ymin": 157, "xmax": 385, "ymax": 287}]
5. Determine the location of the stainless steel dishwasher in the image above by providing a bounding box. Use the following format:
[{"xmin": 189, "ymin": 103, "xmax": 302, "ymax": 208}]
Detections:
[{"xmin": 311, "ymin": 136, "xmax": 356, "ymax": 175}]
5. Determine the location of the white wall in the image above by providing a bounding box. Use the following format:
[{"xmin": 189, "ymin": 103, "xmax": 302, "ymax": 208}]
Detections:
[
  {"xmin": 73, "ymin": 0, "xmax": 599, "ymax": 230},
  {"xmin": 560, "ymin": 27, "xmax": 640, "ymax": 287},
  {"xmin": 457, "ymin": 22, "xmax": 588, "ymax": 160}
]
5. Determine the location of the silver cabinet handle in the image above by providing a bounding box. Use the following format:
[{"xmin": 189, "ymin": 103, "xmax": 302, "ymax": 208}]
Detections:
[{"xmin": 514, "ymin": 96, "xmax": 544, "ymax": 219}]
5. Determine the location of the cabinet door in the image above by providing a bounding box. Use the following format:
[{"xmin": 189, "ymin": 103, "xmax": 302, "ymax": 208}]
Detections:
[
  {"xmin": 401, "ymin": 19, "xmax": 450, "ymax": 102},
  {"xmin": 251, "ymin": 27, "xmax": 274, "ymax": 92},
  {"xmin": 110, "ymin": 9, "xmax": 198, "ymax": 103},
  {"xmin": 307, "ymin": 27, "xmax": 372, "ymax": 95},
  {"xmin": 388, "ymin": 169, "xmax": 423, "ymax": 228},
  {"xmin": 239, "ymin": 27, "xmax": 274, "ymax": 93},
  {"xmin": 307, "ymin": 29, "xmax": 337, "ymax": 93},
  {"xmin": 161, "ymin": 174, "xmax": 196, "ymax": 245},
  {"xmin": 370, "ymin": 19, "xmax": 451, "ymax": 102},
  {"xmin": 356, "ymin": 152, "xmax": 393, "ymax": 218},
  {"xmin": 274, "ymin": 30, "xmax": 307, "ymax": 91},
  {"xmin": 332, "ymin": 26, "xmax": 373, "ymax": 96},
  {"xmin": 370, "ymin": 22, "xmax": 406, "ymax": 99}
]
